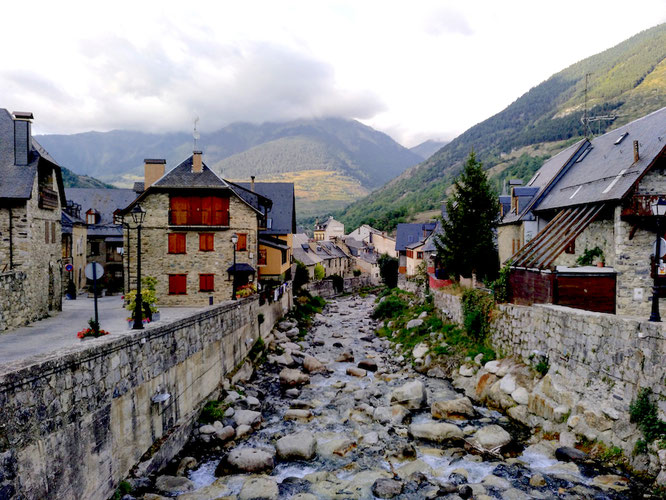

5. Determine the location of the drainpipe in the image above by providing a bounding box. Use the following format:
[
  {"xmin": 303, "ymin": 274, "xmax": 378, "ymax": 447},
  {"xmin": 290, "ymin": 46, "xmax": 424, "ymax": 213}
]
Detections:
[{"xmin": 8, "ymin": 207, "xmax": 13, "ymax": 269}]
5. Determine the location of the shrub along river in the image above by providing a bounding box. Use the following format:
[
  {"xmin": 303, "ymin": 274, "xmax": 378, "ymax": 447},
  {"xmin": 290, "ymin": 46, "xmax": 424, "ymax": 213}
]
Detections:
[{"xmin": 131, "ymin": 292, "xmax": 649, "ymax": 499}]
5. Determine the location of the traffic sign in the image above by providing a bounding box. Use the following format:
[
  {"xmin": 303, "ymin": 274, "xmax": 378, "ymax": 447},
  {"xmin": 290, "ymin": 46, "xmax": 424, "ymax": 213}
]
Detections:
[
  {"xmin": 85, "ymin": 262, "xmax": 104, "ymax": 280},
  {"xmin": 65, "ymin": 263, "xmax": 73, "ymax": 272}
]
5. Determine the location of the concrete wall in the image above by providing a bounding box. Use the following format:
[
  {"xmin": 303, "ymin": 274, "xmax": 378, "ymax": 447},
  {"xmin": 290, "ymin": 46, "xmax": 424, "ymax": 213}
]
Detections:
[
  {"xmin": 0, "ymin": 292, "xmax": 291, "ymax": 500},
  {"xmin": 433, "ymin": 289, "xmax": 666, "ymax": 435}
]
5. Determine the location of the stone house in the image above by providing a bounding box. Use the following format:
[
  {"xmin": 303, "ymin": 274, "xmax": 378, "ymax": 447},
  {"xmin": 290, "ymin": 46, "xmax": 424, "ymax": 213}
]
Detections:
[
  {"xmin": 314, "ymin": 216, "xmax": 344, "ymax": 241},
  {"xmin": 66, "ymin": 187, "xmax": 138, "ymax": 294},
  {"xmin": 395, "ymin": 222, "xmax": 436, "ymax": 276},
  {"xmin": 61, "ymin": 200, "xmax": 87, "ymax": 292},
  {"xmin": 0, "ymin": 109, "xmax": 66, "ymax": 330},
  {"xmin": 509, "ymin": 106, "xmax": 666, "ymax": 316},
  {"xmin": 344, "ymin": 236, "xmax": 380, "ymax": 281},
  {"xmin": 347, "ymin": 223, "xmax": 398, "ymax": 258},
  {"xmin": 119, "ymin": 152, "xmax": 271, "ymax": 306},
  {"xmin": 236, "ymin": 180, "xmax": 296, "ymax": 284},
  {"xmin": 313, "ymin": 239, "xmax": 353, "ymax": 277},
  {"xmin": 292, "ymin": 233, "xmax": 324, "ymax": 280}
]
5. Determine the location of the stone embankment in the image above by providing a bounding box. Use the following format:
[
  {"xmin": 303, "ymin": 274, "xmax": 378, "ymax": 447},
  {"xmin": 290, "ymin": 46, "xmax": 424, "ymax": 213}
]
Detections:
[{"xmin": 130, "ymin": 294, "xmax": 646, "ymax": 500}]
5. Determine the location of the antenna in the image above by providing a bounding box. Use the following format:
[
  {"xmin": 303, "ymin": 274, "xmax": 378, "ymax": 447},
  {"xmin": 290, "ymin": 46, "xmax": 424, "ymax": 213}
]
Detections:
[
  {"xmin": 193, "ymin": 116, "xmax": 200, "ymax": 150},
  {"xmin": 580, "ymin": 73, "xmax": 621, "ymax": 139},
  {"xmin": 583, "ymin": 73, "xmax": 591, "ymax": 139}
]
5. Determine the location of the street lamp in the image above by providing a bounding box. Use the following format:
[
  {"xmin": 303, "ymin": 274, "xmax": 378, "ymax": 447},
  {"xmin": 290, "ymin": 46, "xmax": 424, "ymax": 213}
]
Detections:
[
  {"xmin": 231, "ymin": 233, "xmax": 238, "ymax": 300},
  {"xmin": 649, "ymin": 198, "xmax": 666, "ymax": 322},
  {"xmin": 131, "ymin": 204, "xmax": 146, "ymax": 329}
]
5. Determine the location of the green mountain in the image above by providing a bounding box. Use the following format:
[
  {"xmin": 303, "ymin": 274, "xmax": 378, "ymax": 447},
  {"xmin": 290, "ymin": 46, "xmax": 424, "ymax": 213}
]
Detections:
[
  {"xmin": 340, "ymin": 23, "xmax": 666, "ymax": 231},
  {"xmin": 36, "ymin": 118, "xmax": 422, "ymax": 217},
  {"xmin": 60, "ymin": 167, "xmax": 114, "ymax": 189}
]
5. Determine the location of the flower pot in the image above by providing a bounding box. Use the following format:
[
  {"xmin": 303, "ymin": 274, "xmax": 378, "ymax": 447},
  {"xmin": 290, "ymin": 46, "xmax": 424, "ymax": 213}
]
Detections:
[{"xmin": 596, "ymin": 262, "xmax": 604, "ymax": 268}]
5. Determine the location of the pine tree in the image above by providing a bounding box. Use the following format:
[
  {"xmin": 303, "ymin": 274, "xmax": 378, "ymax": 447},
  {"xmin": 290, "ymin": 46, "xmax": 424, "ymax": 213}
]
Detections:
[{"xmin": 436, "ymin": 151, "xmax": 500, "ymax": 282}]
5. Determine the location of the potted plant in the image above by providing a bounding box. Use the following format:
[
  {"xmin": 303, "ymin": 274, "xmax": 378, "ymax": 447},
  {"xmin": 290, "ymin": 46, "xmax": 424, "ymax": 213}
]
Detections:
[
  {"xmin": 125, "ymin": 276, "xmax": 160, "ymax": 327},
  {"xmin": 77, "ymin": 318, "xmax": 110, "ymax": 339},
  {"xmin": 236, "ymin": 283, "xmax": 257, "ymax": 299},
  {"xmin": 576, "ymin": 246, "xmax": 605, "ymax": 267}
]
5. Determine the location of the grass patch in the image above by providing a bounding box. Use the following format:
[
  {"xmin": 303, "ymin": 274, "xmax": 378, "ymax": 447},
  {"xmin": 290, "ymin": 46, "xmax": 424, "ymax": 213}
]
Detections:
[
  {"xmin": 287, "ymin": 291, "xmax": 326, "ymax": 335},
  {"xmin": 199, "ymin": 400, "xmax": 228, "ymax": 424}
]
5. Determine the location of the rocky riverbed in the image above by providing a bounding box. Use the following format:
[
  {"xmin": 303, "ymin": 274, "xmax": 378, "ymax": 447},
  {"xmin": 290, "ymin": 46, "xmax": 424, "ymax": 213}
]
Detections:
[{"xmin": 133, "ymin": 294, "xmax": 648, "ymax": 499}]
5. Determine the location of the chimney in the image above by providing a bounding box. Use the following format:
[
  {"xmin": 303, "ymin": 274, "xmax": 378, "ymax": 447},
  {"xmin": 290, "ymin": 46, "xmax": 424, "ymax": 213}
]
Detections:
[
  {"xmin": 633, "ymin": 140, "xmax": 640, "ymax": 163},
  {"xmin": 144, "ymin": 159, "xmax": 166, "ymax": 189},
  {"xmin": 192, "ymin": 150, "xmax": 203, "ymax": 173},
  {"xmin": 251, "ymin": 176, "xmax": 255, "ymax": 192},
  {"xmin": 12, "ymin": 111, "xmax": 33, "ymax": 166}
]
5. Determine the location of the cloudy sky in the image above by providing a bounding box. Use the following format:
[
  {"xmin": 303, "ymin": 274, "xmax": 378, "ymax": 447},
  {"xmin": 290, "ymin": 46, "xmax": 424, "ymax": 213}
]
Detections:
[{"xmin": 2, "ymin": 0, "xmax": 665, "ymax": 146}]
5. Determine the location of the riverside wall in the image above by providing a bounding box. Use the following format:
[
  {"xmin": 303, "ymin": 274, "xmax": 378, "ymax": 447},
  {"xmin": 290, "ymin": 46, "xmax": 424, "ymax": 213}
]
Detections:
[
  {"xmin": 434, "ymin": 289, "xmax": 666, "ymax": 455},
  {"xmin": 0, "ymin": 291, "xmax": 291, "ymax": 500},
  {"xmin": 304, "ymin": 275, "xmax": 374, "ymax": 298}
]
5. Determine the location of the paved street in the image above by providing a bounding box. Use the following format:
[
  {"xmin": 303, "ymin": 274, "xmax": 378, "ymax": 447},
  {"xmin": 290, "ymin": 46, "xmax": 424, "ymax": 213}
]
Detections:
[{"xmin": 0, "ymin": 295, "xmax": 200, "ymax": 365}]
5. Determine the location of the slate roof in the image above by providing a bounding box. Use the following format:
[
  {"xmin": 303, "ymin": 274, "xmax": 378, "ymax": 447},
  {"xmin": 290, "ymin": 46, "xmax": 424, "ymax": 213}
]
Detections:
[
  {"xmin": 258, "ymin": 235, "xmax": 290, "ymax": 251},
  {"xmin": 292, "ymin": 233, "xmax": 322, "ymax": 266},
  {"xmin": 237, "ymin": 182, "xmax": 296, "ymax": 235},
  {"xmin": 395, "ymin": 223, "xmax": 436, "ymax": 251},
  {"xmin": 422, "ymin": 221, "xmax": 443, "ymax": 253},
  {"xmin": 0, "ymin": 109, "xmax": 65, "ymax": 202},
  {"xmin": 536, "ymin": 107, "xmax": 666, "ymax": 212},
  {"xmin": 66, "ymin": 187, "xmax": 137, "ymax": 237}
]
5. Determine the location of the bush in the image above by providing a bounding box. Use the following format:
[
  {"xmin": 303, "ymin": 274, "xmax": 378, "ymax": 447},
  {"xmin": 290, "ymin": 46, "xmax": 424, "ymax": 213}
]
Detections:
[
  {"xmin": 125, "ymin": 276, "xmax": 159, "ymax": 319},
  {"xmin": 372, "ymin": 294, "xmax": 408, "ymax": 320},
  {"xmin": 490, "ymin": 263, "xmax": 511, "ymax": 303},
  {"xmin": 314, "ymin": 263, "xmax": 325, "ymax": 281},
  {"xmin": 630, "ymin": 388, "xmax": 666, "ymax": 444},
  {"xmin": 330, "ymin": 274, "xmax": 344, "ymax": 293},
  {"xmin": 378, "ymin": 254, "xmax": 399, "ymax": 288},
  {"xmin": 461, "ymin": 289, "xmax": 494, "ymax": 340},
  {"xmin": 294, "ymin": 260, "xmax": 310, "ymax": 291}
]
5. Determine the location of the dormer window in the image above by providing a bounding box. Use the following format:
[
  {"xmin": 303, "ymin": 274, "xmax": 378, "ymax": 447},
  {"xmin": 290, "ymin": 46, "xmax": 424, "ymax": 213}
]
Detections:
[{"xmin": 86, "ymin": 209, "xmax": 100, "ymax": 225}]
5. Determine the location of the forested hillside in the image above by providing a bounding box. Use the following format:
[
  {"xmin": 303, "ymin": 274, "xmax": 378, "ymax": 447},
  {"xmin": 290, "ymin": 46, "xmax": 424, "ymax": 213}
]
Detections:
[
  {"xmin": 61, "ymin": 167, "xmax": 114, "ymax": 189},
  {"xmin": 340, "ymin": 23, "xmax": 666, "ymax": 232}
]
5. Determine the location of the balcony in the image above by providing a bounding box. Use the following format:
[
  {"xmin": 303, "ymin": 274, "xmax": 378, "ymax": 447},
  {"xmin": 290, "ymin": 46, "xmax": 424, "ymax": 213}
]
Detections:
[{"xmin": 39, "ymin": 187, "xmax": 59, "ymax": 210}]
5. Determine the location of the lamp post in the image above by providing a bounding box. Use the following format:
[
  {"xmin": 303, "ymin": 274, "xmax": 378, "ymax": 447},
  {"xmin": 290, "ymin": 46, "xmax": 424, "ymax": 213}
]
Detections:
[
  {"xmin": 231, "ymin": 233, "xmax": 238, "ymax": 300},
  {"xmin": 649, "ymin": 198, "xmax": 666, "ymax": 322},
  {"xmin": 131, "ymin": 204, "xmax": 146, "ymax": 329}
]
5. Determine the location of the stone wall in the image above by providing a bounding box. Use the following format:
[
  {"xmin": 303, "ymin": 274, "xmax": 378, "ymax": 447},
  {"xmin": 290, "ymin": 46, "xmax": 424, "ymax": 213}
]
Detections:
[
  {"xmin": 0, "ymin": 271, "xmax": 30, "ymax": 331},
  {"xmin": 433, "ymin": 288, "xmax": 666, "ymax": 453},
  {"xmin": 304, "ymin": 275, "xmax": 374, "ymax": 298},
  {"xmin": 0, "ymin": 292, "xmax": 291, "ymax": 500},
  {"xmin": 126, "ymin": 193, "xmax": 259, "ymax": 306}
]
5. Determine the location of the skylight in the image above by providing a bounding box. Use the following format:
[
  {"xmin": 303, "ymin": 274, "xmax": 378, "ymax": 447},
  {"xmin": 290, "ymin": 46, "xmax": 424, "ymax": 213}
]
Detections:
[
  {"xmin": 527, "ymin": 172, "xmax": 540, "ymax": 186},
  {"xmin": 614, "ymin": 132, "xmax": 629, "ymax": 145}
]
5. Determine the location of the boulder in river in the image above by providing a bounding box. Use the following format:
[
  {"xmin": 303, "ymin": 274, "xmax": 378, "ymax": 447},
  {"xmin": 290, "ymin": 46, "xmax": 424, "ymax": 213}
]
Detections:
[
  {"xmin": 358, "ymin": 359, "xmax": 378, "ymax": 372},
  {"xmin": 346, "ymin": 367, "xmax": 367, "ymax": 377},
  {"xmin": 390, "ymin": 380, "xmax": 427, "ymax": 409},
  {"xmin": 276, "ymin": 430, "xmax": 317, "ymax": 460},
  {"xmin": 472, "ymin": 425, "xmax": 512, "ymax": 451},
  {"xmin": 373, "ymin": 405, "xmax": 410, "ymax": 425},
  {"xmin": 154, "ymin": 475, "xmax": 195, "ymax": 495},
  {"xmin": 279, "ymin": 368, "xmax": 310, "ymax": 387},
  {"xmin": 371, "ymin": 478, "xmax": 403, "ymax": 498},
  {"xmin": 409, "ymin": 422, "xmax": 464, "ymax": 443},
  {"xmin": 216, "ymin": 447, "xmax": 275, "ymax": 475},
  {"xmin": 303, "ymin": 355, "xmax": 327, "ymax": 374},
  {"xmin": 233, "ymin": 409, "xmax": 262, "ymax": 427},
  {"xmin": 239, "ymin": 476, "xmax": 279, "ymax": 500},
  {"xmin": 555, "ymin": 446, "xmax": 588, "ymax": 463},
  {"xmin": 431, "ymin": 397, "xmax": 476, "ymax": 419}
]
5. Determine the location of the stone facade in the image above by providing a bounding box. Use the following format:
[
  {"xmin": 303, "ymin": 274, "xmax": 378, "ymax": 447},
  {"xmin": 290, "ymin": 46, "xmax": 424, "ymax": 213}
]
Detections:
[
  {"xmin": 0, "ymin": 292, "xmax": 292, "ymax": 500},
  {"xmin": 497, "ymin": 223, "xmax": 522, "ymax": 264},
  {"xmin": 62, "ymin": 223, "xmax": 87, "ymax": 292},
  {"xmin": 126, "ymin": 193, "xmax": 259, "ymax": 306},
  {"xmin": 0, "ymin": 173, "xmax": 62, "ymax": 331}
]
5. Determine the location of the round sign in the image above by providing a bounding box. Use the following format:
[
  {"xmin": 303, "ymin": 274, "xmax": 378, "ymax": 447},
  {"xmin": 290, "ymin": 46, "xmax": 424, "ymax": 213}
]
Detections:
[
  {"xmin": 653, "ymin": 238, "xmax": 666, "ymax": 258},
  {"xmin": 65, "ymin": 263, "xmax": 73, "ymax": 272},
  {"xmin": 85, "ymin": 262, "xmax": 105, "ymax": 280}
]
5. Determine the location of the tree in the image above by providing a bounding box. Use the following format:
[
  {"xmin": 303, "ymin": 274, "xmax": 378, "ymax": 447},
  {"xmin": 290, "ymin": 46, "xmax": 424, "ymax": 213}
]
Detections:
[
  {"xmin": 314, "ymin": 263, "xmax": 325, "ymax": 281},
  {"xmin": 436, "ymin": 151, "xmax": 500, "ymax": 282},
  {"xmin": 378, "ymin": 254, "xmax": 399, "ymax": 288},
  {"xmin": 293, "ymin": 260, "xmax": 310, "ymax": 291}
]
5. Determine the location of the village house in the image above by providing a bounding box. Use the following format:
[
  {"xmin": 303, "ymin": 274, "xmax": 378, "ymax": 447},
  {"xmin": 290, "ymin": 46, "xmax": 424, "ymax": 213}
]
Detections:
[
  {"xmin": 61, "ymin": 200, "xmax": 87, "ymax": 293},
  {"xmin": 508, "ymin": 106, "xmax": 666, "ymax": 316},
  {"xmin": 314, "ymin": 216, "xmax": 344, "ymax": 241},
  {"xmin": 313, "ymin": 239, "xmax": 353, "ymax": 277},
  {"xmin": 119, "ymin": 152, "xmax": 271, "ymax": 306},
  {"xmin": 292, "ymin": 233, "xmax": 324, "ymax": 280},
  {"xmin": 0, "ymin": 109, "xmax": 66, "ymax": 330},
  {"xmin": 395, "ymin": 222, "xmax": 436, "ymax": 276},
  {"xmin": 347, "ymin": 223, "xmax": 398, "ymax": 258},
  {"xmin": 237, "ymin": 180, "xmax": 296, "ymax": 284},
  {"xmin": 66, "ymin": 187, "xmax": 138, "ymax": 294},
  {"xmin": 344, "ymin": 236, "xmax": 380, "ymax": 281}
]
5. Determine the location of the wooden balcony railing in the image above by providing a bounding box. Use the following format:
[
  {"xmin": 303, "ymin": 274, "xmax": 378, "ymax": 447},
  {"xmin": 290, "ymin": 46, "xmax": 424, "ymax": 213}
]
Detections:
[{"xmin": 39, "ymin": 187, "xmax": 59, "ymax": 210}]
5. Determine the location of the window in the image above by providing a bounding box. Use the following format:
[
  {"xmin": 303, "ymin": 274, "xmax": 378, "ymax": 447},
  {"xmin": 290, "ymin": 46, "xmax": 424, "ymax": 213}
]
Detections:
[
  {"xmin": 169, "ymin": 195, "xmax": 229, "ymax": 226},
  {"xmin": 199, "ymin": 274, "xmax": 214, "ymax": 292},
  {"xmin": 199, "ymin": 233, "xmax": 214, "ymax": 251},
  {"xmin": 417, "ymin": 251, "xmax": 424, "ymax": 259},
  {"xmin": 406, "ymin": 249, "xmax": 414, "ymax": 258},
  {"xmin": 90, "ymin": 241, "xmax": 100, "ymax": 256},
  {"xmin": 45, "ymin": 222, "xmax": 49, "ymax": 244},
  {"xmin": 236, "ymin": 233, "xmax": 247, "ymax": 251},
  {"xmin": 282, "ymin": 250, "xmax": 287, "ymax": 264},
  {"xmin": 168, "ymin": 274, "xmax": 187, "ymax": 294},
  {"xmin": 86, "ymin": 211, "xmax": 98, "ymax": 225},
  {"xmin": 258, "ymin": 249, "xmax": 267, "ymax": 266},
  {"xmin": 168, "ymin": 233, "xmax": 187, "ymax": 254},
  {"xmin": 51, "ymin": 222, "xmax": 56, "ymax": 244},
  {"xmin": 565, "ymin": 240, "xmax": 575, "ymax": 254}
]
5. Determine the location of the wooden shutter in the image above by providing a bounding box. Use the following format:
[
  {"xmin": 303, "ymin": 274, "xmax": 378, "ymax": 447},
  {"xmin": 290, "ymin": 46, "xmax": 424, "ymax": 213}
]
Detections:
[
  {"xmin": 168, "ymin": 274, "xmax": 187, "ymax": 294},
  {"xmin": 170, "ymin": 196, "xmax": 189, "ymax": 225},
  {"xmin": 212, "ymin": 196, "xmax": 230, "ymax": 226},
  {"xmin": 199, "ymin": 274, "xmax": 214, "ymax": 292},
  {"xmin": 201, "ymin": 196, "xmax": 212, "ymax": 225},
  {"xmin": 236, "ymin": 233, "xmax": 247, "ymax": 251},
  {"xmin": 168, "ymin": 233, "xmax": 186, "ymax": 254},
  {"xmin": 199, "ymin": 233, "xmax": 214, "ymax": 251},
  {"xmin": 258, "ymin": 249, "xmax": 267, "ymax": 265},
  {"xmin": 187, "ymin": 196, "xmax": 201, "ymax": 225}
]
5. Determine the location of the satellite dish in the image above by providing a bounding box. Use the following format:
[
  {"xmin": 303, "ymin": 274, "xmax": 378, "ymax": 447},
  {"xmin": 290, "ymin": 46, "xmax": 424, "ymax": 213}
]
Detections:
[{"xmin": 653, "ymin": 238, "xmax": 666, "ymax": 258}]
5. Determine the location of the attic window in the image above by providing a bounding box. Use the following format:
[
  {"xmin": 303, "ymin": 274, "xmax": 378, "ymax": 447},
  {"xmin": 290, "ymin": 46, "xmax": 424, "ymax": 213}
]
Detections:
[
  {"xmin": 575, "ymin": 146, "xmax": 593, "ymax": 163},
  {"xmin": 614, "ymin": 132, "xmax": 629, "ymax": 145},
  {"xmin": 527, "ymin": 172, "xmax": 540, "ymax": 186}
]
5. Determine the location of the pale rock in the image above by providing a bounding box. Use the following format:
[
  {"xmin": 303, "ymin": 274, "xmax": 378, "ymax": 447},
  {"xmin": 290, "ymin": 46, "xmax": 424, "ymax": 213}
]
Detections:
[
  {"xmin": 235, "ymin": 425, "xmax": 252, "ymax": 438},
  {"xmin": 474, "ymin": 353, "xmax": 484, "ymax": 365},
  {"xmin": 363, "ymin": 431, "xmax": 379, "ymax": 445},
  {"xmin": 389, "ymin": 380, "xmax": 427, "ymax": 409},
  {"xmin": 371, "ymin": 478, "xmax": 403, "ymax": 498},
  {"xmin": 406, "ymin": 319, "xmax": 423, "ymax": 329},
  {"xmin": 176, "ymin": 457, "xmax": 197, "ymax": 476},
  {"xmin": 303, "ymin": 355, "xmax": 327, "ymax": 374},
  {"xmin": 373, "ymin": 405, "xmax": 410, "ymax": 425},
  {"xmin": 215, "ymin": 426, "xmax": 235, "ymax": 442},
  {"xmin": 218, "ymin": 448, "xmax": 275, "ymax": 474},
  {"xmin": 658, "ymin": 448, "xmax": 666, "ymax": 467},
  {"xmin": 484, "ymin": 360, "xmax": 500, "ymax": 374},
  {"xmin": 559, "ymin": 431, "xmax": 576, "ymax": 448},
  {"xmin": 232, "ymin": 361, "xmax": 254, "ymax": 384},
  {"xmin": 496, "ymin": 362, "xmax": 511, "ymax": 377},
  {"xmin": 224, "ymin": 391, "xmax": 241, "ymax": 404},
  {"xmin": 284, "ymin": 409, "xmax": 313, "ymax": 421},
  {"xmin": 418, "ymin": 311, "xmax": 428, "ymax": 319},
  {"xmin": 591, "ymin": 474, "xmax": 630, "ymax": 492},
  {"xmin": 199, "ymin": 424, "xmax": 216, "ymax": 435},
  {"xmin": 459, "ymin": 364, "xmax": 475, "ymax": 377},
  {"xmin": 282, "ymin": 341, "xmax": 302, "ymax": 352},
  {"xmin": 234, "ymin": 410, "xmax": 262, "ymax": 427},
  {"xmin": 224, "ymin": 407, "xmax": 235, "ymax": 418},
  {"xmin": 409, "ymin": 422, "xmax": 464, "ymax": 443},
  {"xmin": 245, "ymin": 396, "xmax": 261, "ymax": 410},
  {"xmin": 412, "ymin": 342, "xmax": 429, "ymax": 359},
  {"xmin": 317, "ymin": 437, "xmax": 356, "ymax": 457},
  {"xmin": 584, "ymin": 410, "xmax": 612, "ymax": 431},
  {"xmin": 656, "ymin": 469, "xmax": 666, "ymax": 488},
  {"xmin": 567, "ymin": 414, "xmax": 581, "ymax": 428},
  {"xmin": 473, "ymin": 425, "xmax": 512, "ymax": 451},
  {"xmin": 507, "ymin": 405, "xmax": 529, "ymax": 425},
  {"xmin": 346, "ymin": 367, "xmax": 367, "ymax": 377},
  {"xmin": 601, "ymin": 406, "xmax": 620, "ymax": 421},
  {"xmin": 482, "ymin": 474, "xmax": 511, "ymax": 490},
  {"xmin": 395, "ymin": 459, "xmax": 434, "ymax": 479},
  {"xmin": 431, "ymin": 397, "xmax": 475, "ymax": 419},
  {"xmin": 529, "ymin": 473, "xmax": 546, "ymax": 487},
  {"xmin": 239, "ymin": 477, "xmax": 279, "ymax": 500},
  {"xmin": 279, "ymin": 368, "xmax": 310, "ymax": 387},
  {"xmin": 499, "ymin": 374, "xmax": 517, "ymax": 394},
  {"xmin": 511, "ymin": 387, "xmax": 529, "ymax": 405},
  {"xmin": 553, "ymin": 405, "xmax": 570, "ymax": 423},
  {"xmin": 276, "ymin": 430, "xmax": 317, "ymax": 460},
  {"xmin": 155, "ymin": 475, "xmax": 195, "ymax": 495}
]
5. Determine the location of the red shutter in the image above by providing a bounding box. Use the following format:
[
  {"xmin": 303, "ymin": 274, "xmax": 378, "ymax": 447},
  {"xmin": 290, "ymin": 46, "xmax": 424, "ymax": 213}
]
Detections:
[
  {"xmin": 169, "ymin": 274, "xmax": 187, "ymax": 294},
  {"xmin": 212, "ymin": 196, "xmax": 229, "ymax": 226},
  {"xmin": 236, "ymin": 233, "xmax": 247, "ymax": 251},
  {"xmin": 199, "ymin": 274, "xmax": 214, "ymax": 292},
  {"xmin": 189, "ymin": 196, "xmax": 202, "ymax": 225},
  {"xmin": 168, "ymin": 233, "xmax": 186, "ymax": 254},
  {"xmin": 201, "ymin": 196, "xmax": 212, "ymax": 225},
  {"xmin": 199, "ymin": 233, "xmax": 214, "ymax": 251},
  {"xmin": 170, "ymin": 196, "xmax": 189, "ymax": 225}
]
